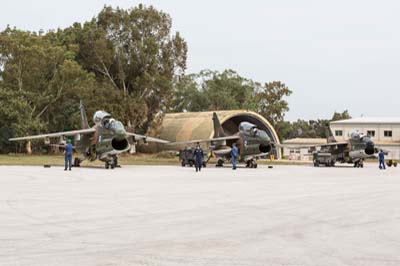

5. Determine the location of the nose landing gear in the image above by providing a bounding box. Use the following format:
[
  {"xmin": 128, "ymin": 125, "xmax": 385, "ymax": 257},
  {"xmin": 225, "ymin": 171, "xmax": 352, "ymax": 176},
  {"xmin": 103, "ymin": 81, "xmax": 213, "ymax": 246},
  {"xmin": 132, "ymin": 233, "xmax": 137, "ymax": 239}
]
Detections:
[
  {"xmin": 73, "ymin": 158, "xmax": 81, "ymax": 167},
  {"xmin": 216, "ymin": 159, "xmax": 224, "ymax": 167},
  {"xmin": 246, "ymin": 159, "xmax": 258, "ymax": 168},
  {"xmin": 105, "ymin": 156, "xmax": 119, "ymax": 169},
  {"xmin": 353, "ymin": 159, "xmax": 364, "ymax": 168}
]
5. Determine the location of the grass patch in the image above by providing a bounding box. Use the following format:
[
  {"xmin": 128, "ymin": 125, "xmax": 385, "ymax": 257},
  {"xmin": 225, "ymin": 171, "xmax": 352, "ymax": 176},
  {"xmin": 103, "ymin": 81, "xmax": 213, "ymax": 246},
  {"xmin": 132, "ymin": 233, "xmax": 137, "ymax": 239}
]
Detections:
[
  {"xmin": 0, "ymin": 153, "xmax": 313, "ymax": 167},
  {"xmin": 0, "ymin": 154, "xmax": 179, "ymax": 166}
]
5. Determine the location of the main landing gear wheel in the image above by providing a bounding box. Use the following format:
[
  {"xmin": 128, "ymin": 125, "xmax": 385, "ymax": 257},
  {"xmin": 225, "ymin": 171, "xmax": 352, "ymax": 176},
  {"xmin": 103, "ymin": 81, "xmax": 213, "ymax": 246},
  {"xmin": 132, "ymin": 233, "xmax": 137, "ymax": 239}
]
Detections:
[
  {"xmin": 246, "ymin": 159, "xmax": 257, "ymax": 168},
  {"xmin": 73, "ymin": 158, "xmax": 81, "ymax": 167},
  {"xmin": 354, "ymin": 160, "xmax": 364, "ymax": 168},
  {"xmin": 105, "ymin": 157, "xmax": 117, "ymax": 169},
  {"xmin": 216, "ymin": 159, "xmax": 224, "ymax": 167}
]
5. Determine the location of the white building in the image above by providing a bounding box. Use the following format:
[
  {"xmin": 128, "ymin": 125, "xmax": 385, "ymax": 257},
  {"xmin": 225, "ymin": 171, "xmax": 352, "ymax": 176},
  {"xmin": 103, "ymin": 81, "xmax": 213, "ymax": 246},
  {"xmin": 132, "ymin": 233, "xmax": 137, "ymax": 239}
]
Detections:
[
  {"xmin": 330, "ymin": 117, "xmax": 400, "ymax": 160},
  {"xmin": 283, "ymin": 138, "xmax": 327, "ymax": 161}
]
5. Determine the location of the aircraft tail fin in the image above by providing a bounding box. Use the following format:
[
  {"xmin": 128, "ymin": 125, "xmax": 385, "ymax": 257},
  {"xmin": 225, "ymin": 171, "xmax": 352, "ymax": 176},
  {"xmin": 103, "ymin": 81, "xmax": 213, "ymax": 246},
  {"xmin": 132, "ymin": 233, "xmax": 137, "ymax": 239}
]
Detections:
[
  {"xmin": 326, "ymin": 127, "xmax": 336, "ymax": 143},
  {"xmin": 212, "ymin": 112, "xmax": 226, "ymax": 138},
  {"xmin": 80, "ymin": 100, "xmax": 89, "ymax": 129}
]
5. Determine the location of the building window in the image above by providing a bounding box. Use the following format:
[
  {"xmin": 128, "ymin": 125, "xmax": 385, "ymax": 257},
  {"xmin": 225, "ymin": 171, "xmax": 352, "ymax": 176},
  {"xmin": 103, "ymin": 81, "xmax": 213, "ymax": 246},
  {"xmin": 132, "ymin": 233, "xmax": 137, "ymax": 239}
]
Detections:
[
  {"xmin": 367, "ymin": 130, "xmax": 375, "ymax": 137},
  {"xmin": 384, "ymin": 130, "xmax": 392, "ymax": 137},
  {"xmin": 335, "ymin": 130, "xmax": 343, "ymax": 137}
]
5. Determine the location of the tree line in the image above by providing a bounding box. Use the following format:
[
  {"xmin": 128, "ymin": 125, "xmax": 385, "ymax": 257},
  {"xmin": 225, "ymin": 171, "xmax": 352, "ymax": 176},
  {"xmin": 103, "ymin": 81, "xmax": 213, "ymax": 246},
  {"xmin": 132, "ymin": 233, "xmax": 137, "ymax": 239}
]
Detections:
[{"xmin": 0, "ymin": 4, "xmax": 350, "ymax": 153}]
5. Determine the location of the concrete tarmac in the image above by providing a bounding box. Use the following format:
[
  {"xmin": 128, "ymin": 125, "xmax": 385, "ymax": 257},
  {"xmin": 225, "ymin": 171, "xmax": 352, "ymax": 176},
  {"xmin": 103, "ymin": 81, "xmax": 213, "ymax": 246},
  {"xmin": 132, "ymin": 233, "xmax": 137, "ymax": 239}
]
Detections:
[{"xmin": 0, "ymin": 164, "xmax": 399, "ymax": 266}]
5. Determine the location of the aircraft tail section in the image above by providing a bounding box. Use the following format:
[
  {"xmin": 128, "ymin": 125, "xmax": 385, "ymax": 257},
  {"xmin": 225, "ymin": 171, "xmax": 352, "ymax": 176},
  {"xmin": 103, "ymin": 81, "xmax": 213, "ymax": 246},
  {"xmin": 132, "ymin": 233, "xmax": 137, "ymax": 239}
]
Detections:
[
  {"xmin": 212, "ymin": 112, "xmax": 226, "ymax": 138},
  {"xmin": 80, "ymin": 100, "xmax": 89, "ymax": 129},
  {"xmin": 326, "ymin": 127, "xmax": 336, "ymax": 143}
]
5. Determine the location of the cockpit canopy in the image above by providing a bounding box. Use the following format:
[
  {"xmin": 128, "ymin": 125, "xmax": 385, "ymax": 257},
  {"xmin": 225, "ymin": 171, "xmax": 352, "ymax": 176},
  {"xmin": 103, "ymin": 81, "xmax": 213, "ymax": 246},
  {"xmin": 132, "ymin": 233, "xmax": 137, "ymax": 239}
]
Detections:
[
  {"xmin": 239, "ymin": 122, "xmax": 269, "ymax": 139},
  {"xmin": 350, "ymin": 131, "xmax": 372, "ymax": 143},
  {"xmin": 350, "ymin": 131, "xmax": 366, "ymax": 140},
  {"xmin": 93, "ymin": 111, "xmax": 112, "ymax": 125},
  {"xmin": 239, "ymin": 122, "xmax": 257, "ymax": 133}
]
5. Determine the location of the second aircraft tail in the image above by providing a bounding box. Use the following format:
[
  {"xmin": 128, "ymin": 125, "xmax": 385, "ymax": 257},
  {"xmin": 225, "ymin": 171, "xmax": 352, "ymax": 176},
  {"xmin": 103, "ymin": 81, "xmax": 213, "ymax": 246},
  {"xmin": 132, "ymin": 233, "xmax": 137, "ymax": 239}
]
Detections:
[
  {"xmin": 80, "ymin": 100, "xmax": 89, "ymax": 129},
  {"xmin": 212, "ymin": 112, "xmax": 226, "ymax": 138}
]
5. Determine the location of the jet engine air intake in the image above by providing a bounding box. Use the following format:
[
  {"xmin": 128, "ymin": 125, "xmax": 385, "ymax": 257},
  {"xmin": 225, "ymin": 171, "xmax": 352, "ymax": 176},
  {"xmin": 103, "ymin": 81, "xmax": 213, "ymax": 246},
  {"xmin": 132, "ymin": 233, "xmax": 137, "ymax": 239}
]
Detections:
[
  {"xmin": 362, "ymin": 136, "xmax": 375, "ymax": 155},
  {"xmin": 111, "ymin": 138, "xmax": 129, "ymax": 151},
  {"xmin": 365, "ymin": 146, "xmax": 375, "ymax": 155},
  {"xmin": 259, "ymin": 144, "xmax": 272, "ymax": 153}
]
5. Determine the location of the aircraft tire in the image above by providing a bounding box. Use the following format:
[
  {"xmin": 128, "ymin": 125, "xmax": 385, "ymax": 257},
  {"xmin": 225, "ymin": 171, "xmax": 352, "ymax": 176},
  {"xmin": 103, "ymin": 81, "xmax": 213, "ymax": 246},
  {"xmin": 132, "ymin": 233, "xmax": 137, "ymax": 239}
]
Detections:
[
  {"xmin": 73, "ymin": 158, "xmax": 81, "ymax": 167},
  {"xmin": 181, "ymin": 160, "xmax": 185, "ymax": 167},
  {"xmin": 248, "ymin": 160, "xmax": 256, "ymax": 168},
  {"xmin": 105, "ymin": 162, "xmax": 110, "ymax": 169}
]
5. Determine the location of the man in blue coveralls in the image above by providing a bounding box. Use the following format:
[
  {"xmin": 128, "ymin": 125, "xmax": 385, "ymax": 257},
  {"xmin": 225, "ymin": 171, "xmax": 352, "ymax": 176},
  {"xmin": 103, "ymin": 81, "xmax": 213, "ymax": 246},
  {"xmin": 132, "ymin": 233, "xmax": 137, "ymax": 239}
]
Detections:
[
  {"xmin": 231, "ymin": 143, "xmax": 239, "ymax": 170},
  {"xmin": 193, "ymin": 143, "xmax": 204, "ymax": 172},
  {"xmin": 379, "ymin": 149, "xmax": 386, "ymax": 170},
  {"xmin": 64, "ymin": 139, "xmax": 73, "ymax": 171}
]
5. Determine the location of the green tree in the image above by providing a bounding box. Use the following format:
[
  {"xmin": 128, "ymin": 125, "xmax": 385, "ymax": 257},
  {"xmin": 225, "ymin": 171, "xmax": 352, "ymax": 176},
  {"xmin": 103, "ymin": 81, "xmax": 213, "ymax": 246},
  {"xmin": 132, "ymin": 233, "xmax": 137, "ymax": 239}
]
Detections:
[
  {"xmin": 0, "ymin": 4, "xmax": 188, "ymax": 150},
  {"xmin": 253, "ymin": 81, "xmax": 292, "ymax": 126},
  {"xmin": 171, "ymin": 69, "xmax": 263, "ymax": 112},
  {"xmin": 0, "ymin": 28, "xmax": 96, "ymax": 133},
  {"xmin": 170, "ymin": 71, "xmax": 292, "ymax": 129},
  {"xmin": 64, "ymin": 5, "xmax": 188, "ymax": 131},
  {"xmin": 170, "ymin": 74, "xmax": 210, "ymax": 112},
  {"xmin": 331, "ymin": 110, "xmax": 351, "ymax": 121},
  {"xmin": 0, "ymin": 89, "xmax": 42, "ymax": 153},
  {"xmin": 201, "ymin": 69, "xmax": 257, "ymax": 111}
]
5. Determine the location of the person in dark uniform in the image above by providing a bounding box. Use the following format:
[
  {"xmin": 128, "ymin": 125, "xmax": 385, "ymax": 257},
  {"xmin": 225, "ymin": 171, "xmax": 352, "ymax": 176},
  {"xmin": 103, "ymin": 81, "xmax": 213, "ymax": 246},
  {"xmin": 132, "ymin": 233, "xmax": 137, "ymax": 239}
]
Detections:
[
  {"xmin": 379, "ymin": 150, "xmax": 386, "ymax": 170},
  {"xmin": 231, "ymin": 143, "xmax": 239, "ymax": 170},
  {"xmin": 193, "ymin": 143, "xmax": 204, "ymax": 172},
  {"xmin": 64, "ymin": 139, "xmax": 73, "ymax": 171}
]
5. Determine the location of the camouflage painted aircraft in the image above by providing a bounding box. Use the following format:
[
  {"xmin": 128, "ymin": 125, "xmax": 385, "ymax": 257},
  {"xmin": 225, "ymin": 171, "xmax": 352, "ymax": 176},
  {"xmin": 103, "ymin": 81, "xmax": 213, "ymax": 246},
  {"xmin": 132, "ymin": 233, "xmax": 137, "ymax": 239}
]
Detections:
[
  {"xmin": 170, "ymin": 112, "xmax": 276, "ymax": 168},
  {"xmin": 9, "ymin": 101, "xmax": 169, "ymax": 169},
  {"xmin": 303, "ymin": 131, "xmax": 383, "ymax": 168}
]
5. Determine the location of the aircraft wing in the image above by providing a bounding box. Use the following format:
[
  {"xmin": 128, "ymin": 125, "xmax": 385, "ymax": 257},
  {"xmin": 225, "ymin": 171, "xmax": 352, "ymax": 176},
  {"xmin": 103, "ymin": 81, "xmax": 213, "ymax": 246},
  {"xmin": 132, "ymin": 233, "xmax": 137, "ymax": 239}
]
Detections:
[
  {"xmin": 375, "ymin": 147, "xmax": 390, "ymax": 155},
  {"xmin": 167, "ymin": 135, "xmax": 240, "ymax": 146},
  {"xmin": 9, "ymin": 128, "xmax": 96, "ymax": 141},
  {"xmin": 49, "ymin": 144, "xmax": 77, "ymax": 149},
  {"xmin": 278, "ymin": 141, "xmax": 349, "ymax": 149},
  {"xmin": 125, "ymin": 132, "xmax": 170, "ymax": 144}
]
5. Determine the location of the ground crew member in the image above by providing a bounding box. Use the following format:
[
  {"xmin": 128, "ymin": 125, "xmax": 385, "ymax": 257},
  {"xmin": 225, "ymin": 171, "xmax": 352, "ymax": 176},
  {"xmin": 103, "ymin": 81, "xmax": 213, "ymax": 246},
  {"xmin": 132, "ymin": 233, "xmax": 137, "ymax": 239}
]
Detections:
[
  {"xmin": 231, "ymin": 143, "xmax": 239, "ymax": 170},
  {"xmin": 64, "ymin": 139, "xmax": 73, "ymax": 171},
  {"xmin": 193, "ymin": 143, "xmax": 204, "ymax": 172},
  {"xmin": 379, "ymin": 150, "xmax": 386, "ymax": 170}
]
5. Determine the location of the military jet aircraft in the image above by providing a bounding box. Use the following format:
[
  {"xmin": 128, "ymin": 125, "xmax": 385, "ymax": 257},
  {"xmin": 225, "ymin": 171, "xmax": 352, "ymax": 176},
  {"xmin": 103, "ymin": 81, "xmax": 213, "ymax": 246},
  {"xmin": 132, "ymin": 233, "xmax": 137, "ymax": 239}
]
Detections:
[
  {"xmin": 169, "ymin": 112, "xmax": 276, "ymax": 168},
  {"xmin": 9, "ymin": 101, "xmax": 169, "ymax": 169},
  {"xmin": 302, "ymin": 131, "xmax": 382, "ymax": 168}
]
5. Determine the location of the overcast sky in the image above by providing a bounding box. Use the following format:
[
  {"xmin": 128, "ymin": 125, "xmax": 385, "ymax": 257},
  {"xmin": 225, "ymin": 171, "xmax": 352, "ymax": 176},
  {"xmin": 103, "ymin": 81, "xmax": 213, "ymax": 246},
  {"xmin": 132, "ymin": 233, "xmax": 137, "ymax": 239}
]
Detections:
[{"xmin": 2, "ymin": 0, "xmax": 399, "ymax": 121}]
